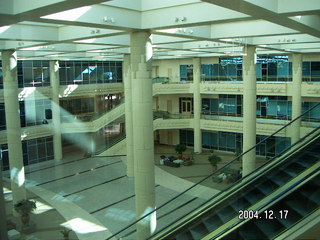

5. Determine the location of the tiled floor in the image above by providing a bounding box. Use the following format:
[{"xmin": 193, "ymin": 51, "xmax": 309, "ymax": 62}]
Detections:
[
  {"xmin": 3, "ymin": 182, "xmax": 79, "ymax": 240},
  {"xmin": 3, "ymin": 145, "xmax": 265, "ymax": 240}
]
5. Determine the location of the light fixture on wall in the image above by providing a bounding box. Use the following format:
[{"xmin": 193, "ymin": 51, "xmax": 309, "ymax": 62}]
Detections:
[
  {"xmin": 91, "ymin": 29, "xmax": 100, "ymax": 34},
  {"xmin": 174, "ymin": 16, "xmax": 187, "ymax": 22},
  {"xmin": 102, "ymin": 16, "xmax": 115, "ymax": 23}
]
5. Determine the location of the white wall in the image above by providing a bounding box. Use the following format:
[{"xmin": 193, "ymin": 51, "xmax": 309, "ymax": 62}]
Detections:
[
  {"xmin": 157, "ymin": 94, "xmax": 193, "ymax": 113},
  {"xmin": 159, "ymin": 129, "xmax": 180, "ymax": 145}
]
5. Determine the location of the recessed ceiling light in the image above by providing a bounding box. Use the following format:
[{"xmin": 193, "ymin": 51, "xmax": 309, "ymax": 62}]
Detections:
[
  {"xmin": 45, "ymin": 54, "xmax": 59, "ymax": 57},
  {"xmin": 20, "ymin": 46, "xmax": 42, "ymax": 50},
  {"xmin": 74, "ymin": 38, "xmax": 96, "ymax": 43},
  {"xmin": 220, "ymin": 39, "xmax": 233, "ymax": 42},
  {"xmin": 87, "ymin": 50, "xmax": 102, "ymax": 53}
]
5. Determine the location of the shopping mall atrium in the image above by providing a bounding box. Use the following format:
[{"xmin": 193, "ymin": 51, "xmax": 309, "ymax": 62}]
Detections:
[{"xmin": 0, "ymin": 0, "xmax": 319, "ymax": 239}]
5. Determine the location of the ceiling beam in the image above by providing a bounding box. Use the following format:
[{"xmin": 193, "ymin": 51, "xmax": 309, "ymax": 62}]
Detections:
[
  {"xmin": 142, "ymin": 2, "xmax": 249, "ymax": 29},
  {"xmin": 202, "ymin": 0, "xmax": 320, "ymax": 38}
]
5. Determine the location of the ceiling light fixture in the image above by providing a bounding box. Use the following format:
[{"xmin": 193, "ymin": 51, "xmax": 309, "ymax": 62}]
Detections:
[
  {"xmin": 45, "ymin": 54, "xmax": 59, "ymax": 57},
  {"xmin": 74, "ymin": 38, "xmax": 96, "ymax": 43},
  {"xmin": 86, "ymin": 50, "xmax": 102, "ymax": 53},
  {"xmin": 102, "ymin": 17, "xmax": 115, "ymax": 23},
  {"xmin": 220, "ymin": 38, "xmax": 233, "ymax": 42}
]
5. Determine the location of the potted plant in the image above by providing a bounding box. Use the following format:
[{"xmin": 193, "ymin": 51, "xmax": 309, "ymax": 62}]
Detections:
[
  {"xmin": 175, "ymin": 144, "xmax": 186, "ymax": 159},
  {"xmin": 60, "ymin": 228, "xmax": 72, "ymax": 240},
  {"xmin": 14, "ymin": 199, "xmax": 37, "ymax": 225},
  {"xmin": 208, "ymin": 153, "xmax": 222, "ymax": 171}
]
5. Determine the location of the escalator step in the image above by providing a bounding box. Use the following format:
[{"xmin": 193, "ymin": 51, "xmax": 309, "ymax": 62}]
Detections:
[
  {"xmin": 274, "ymin": 170, "xmax": 292, "ymax": 181},
  {"xmin": 237, "ymin": 225, "xmax": 268, "ymax": 240},
  {"xmin": 203, "ymin": 214, "xmax": 224, "ymax": 231},
  {"xmin": 285, "ymin": 197, "xmax": 316, "ymax": 217},
  {"xmin": 216, "ymin": 205, "xmax": 237, "ymax": 223},
  {"xmin": 300, "ymin": 188, "xmax": 320, "ymax": 206},
  {"xmin": 267, "ymin": 175, "xmax": 287, "ymax": 186},
  {"xmin": 277, "ymin": 216, "xmax": 296, "ymax": 229},
  {"xmin": 241, "ymin": 188, "xmax": 265, "ymax": 205},
  {"xmin": 283, "ymin": 164, "xmax": 301, "ymax": 177},
  {"xmin": 189, "ymin": 223, "xmax": 208, "ymax": 240},
  {"xmin": 257, "ymin": 180, "xmax": 278, "ymax": 195},
  {"xmin": 307, "ymin": 152, "xmax": 320, "ymax": 159},
  {"xmin": 230, "ymin": 196, "xmax": 252, "ymax": 211},
  {"xmin": 271, "ymin": 203, "xmax": 302, "ymax": 226},
  {"xmin": 175, "ymin": 231, "xmax": 194, "ymax": 240},
  {"xmin": 295, "ymin": 157, "xmax": 318, "ymax": 168},
  {"xmin": 254, "ymin": 219, "xmax": 284, "ymax": 238}
]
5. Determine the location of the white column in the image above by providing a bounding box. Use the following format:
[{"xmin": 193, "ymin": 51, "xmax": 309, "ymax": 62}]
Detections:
[
  {"xmin": 291, "ymin": 54, "xmax": 302, "ymax": 144},
  {"xmin": 242, "ymin": 46, "xmax": 257, "ymax": 176},
  {"xmin": 193, "ymin": 58, "xmax": 202, "ymax": 153},
  {"xmin": 123, "ymin": 54, "xmax": 134, "ymax": 177},
  {"xmin": 2, "ymin": 50, "xmax": 26, "ymax": 209},
  {"xmin": 50, "ymin": 60, "xmax": 63, "ymax": 160},
  {"xmin": 130, "ymin": 31, "xmax": 156, "ymax": 239}
]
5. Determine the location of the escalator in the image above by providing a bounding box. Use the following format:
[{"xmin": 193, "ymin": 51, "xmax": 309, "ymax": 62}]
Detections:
[
  {"xmin": 106, "ymin": 103, "xmax": 320, "ymax": 240},
  {"xmin": 151, "ymin": 134, "xmax": 320, "ymax": 240},
  {"xmin": 221, "ymin": 174, "xmax": 319, "ymax": 240}
]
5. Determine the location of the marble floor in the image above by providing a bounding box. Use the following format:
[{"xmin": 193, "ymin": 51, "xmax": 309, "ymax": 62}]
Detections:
[
  {"xmin": 3, "ymin": 144, "xmax": 317, "ymax": 240},
  {"xmin": 3, "ymin": 145, "xmax": 222, "ymax": 240}
]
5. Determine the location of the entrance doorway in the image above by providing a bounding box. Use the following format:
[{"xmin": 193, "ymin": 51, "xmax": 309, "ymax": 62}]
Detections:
[{"xmin": 181, "ymin": 98, "xmax": 193, "ymax": 114}]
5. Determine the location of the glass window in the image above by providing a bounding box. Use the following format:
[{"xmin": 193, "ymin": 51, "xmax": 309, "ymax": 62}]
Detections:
[
  {"xmin": 277, "ymin": 62, "xmax": 289, "ymax": 81},
  {"xmin": 89, "ymin": 65, "xmax": 98, "ymax": 84},
  {"xmin": 227, "ymin": 63, "xmax": 237, "ymax": 81},
  {"xmin": 202, "ymin": 99, "xmax": 210, "ymax": 113},
  {"xmin": 218, "ymin": 65, "xmax": 227, "ymax": 81},
  {"xmin": 218, "ymin": 132, "xmax": 227, "ymax": 150},
  {"xmin": 23, "ymin": 67, "xmax": 33, "ymax": 86},
  {"xmin": 0, "ymin": 66, "xmax": 3, "ymax": 89},
  {"xmin": 46, "ymin": 140, "xmax": 54, "ymax": 159},
  {"xmin": 311, "ymin": 62, "xmax": 320, "ymax": 81},
  {"xmin": 28, "ymin": 145, "xmax": 38, "ymax": 162},
  {"xmin": 302, "ymin": 62, "xmax": 310, "ymax": 81},
  {"xmin": 0, "ymin": 103, "xmax": 6, "ymax": 130},
  {"xmin": 1, "ymin": 145, "xmax": 9, "ymax": 171},
  {"xmin": 226, "ymin": 133, "xmax": 236, "ymax": 150},
  {"xmin": 97, "ymin": 63, "xmax": 104, "ymax": 83},
  {"xmin": 211, "ymin": 99, "xmax": 219, "ymax": 113},
  {"xmin": 227, "ymin": 97, "xmax": 236, "ymax": 114}
]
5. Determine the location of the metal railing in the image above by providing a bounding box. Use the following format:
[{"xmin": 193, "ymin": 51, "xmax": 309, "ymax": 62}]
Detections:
[{"xmin": 106, "ymin": 102, "xmax": 320, "ymax": 240}]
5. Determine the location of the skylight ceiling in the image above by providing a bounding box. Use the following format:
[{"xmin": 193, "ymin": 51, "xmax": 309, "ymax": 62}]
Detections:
[{"xmin": 0, "ymin": 0, "xmax": 319, "ymax": 60}]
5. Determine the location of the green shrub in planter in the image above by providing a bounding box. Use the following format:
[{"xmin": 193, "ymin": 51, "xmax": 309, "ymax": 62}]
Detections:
[
  {"xmin": 208, "ymin": 154, "xmax": 222, "ymax": 170},
  {"xmin": 14, "ymin": 199, "xmax": 36, "ymax": 225},
  {"xmin": 175, "ymin": 144, "xmax": 186, "ymax": 159}
]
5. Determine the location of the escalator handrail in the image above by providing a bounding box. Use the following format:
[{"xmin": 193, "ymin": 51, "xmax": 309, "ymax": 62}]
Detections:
[
  {"xmin": 148, "ymin": 124, "xmax": 320, "ymax": 240},
  {"xmin": 106, "ymin": 102, "xmax": 320, "ymax": 240},
  {"xmin": 212, "ymin": 167, "xmax": 320, "ymax": 240},
  {"xmin": 91, "ymin": 133, "xmax": 126, "ymax": 156}
]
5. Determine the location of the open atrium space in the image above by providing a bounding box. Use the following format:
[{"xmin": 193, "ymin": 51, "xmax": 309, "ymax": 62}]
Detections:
[{"xmin": 0, "ymin": 0, "xmax": 320, "ymax": 239}]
